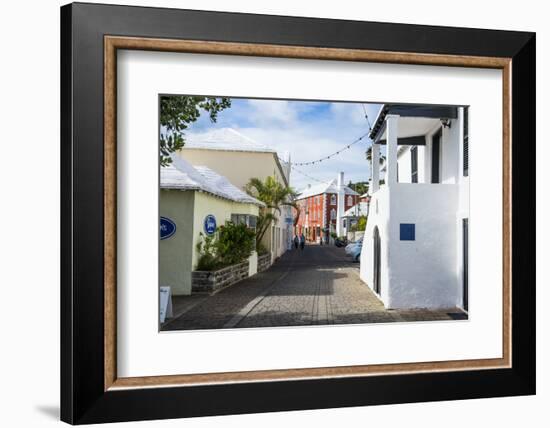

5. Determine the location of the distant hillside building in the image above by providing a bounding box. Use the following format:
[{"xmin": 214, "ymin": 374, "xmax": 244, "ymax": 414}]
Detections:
[{"xmin": 294, "ymin": 172, "xmax": 359, "ymax": 243}]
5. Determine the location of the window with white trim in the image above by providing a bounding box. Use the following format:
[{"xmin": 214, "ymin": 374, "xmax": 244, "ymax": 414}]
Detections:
[{"xmin": 230, "ymin": 214, "xmax": 258, "ymax": 231}]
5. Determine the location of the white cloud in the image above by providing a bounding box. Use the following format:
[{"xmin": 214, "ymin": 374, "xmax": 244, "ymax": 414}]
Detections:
[
  {"xmin": 245, "ymin": 99, "xmax": 300, "ymax": 127},
  {"xmin": 329, "ymin": 102, "xmax": 369, "ymax": 127},
  {"xmin": 187, "ymin": 98, "xmax": 381, "ymax": 190}
]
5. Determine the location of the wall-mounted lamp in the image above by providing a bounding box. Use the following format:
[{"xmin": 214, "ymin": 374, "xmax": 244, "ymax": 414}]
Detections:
[{"xmin": 441, "ymin": 118, "xmax": 452, "ymax": 128}]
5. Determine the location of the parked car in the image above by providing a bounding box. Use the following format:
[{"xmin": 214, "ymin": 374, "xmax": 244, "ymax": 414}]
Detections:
[
  {"xmin": 349, "ymin": 244, "xmax": 362, "ymax": 262},
  {"xmin": 334, "ymin": 237, "xmax": 348, "ymax": 247},
  {"xmin": 345, "ymin": 237, "xmax": 363, "ymax": 254}
]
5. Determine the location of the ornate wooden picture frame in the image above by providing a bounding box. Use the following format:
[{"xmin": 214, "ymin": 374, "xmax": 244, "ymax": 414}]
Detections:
[{"xmin": 61, "ymin": 2, "xmax": 535, "ymax": 424}]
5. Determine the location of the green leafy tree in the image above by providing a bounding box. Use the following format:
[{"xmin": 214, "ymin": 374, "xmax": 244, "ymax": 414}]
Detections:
[
  {"xmin": 160, "ymin": 95, "xmax": 231, "ymax": 166},
  {"xmin": 245, "ymin": 176, "xmax": 299, "ymax": 249},
  {"xmin": 348, "ymin": 181, "xmax": 369, "ymax": 195},
  {"xmin": 355, "ymin": 216, "xmax": 368, "ymax": 232}
]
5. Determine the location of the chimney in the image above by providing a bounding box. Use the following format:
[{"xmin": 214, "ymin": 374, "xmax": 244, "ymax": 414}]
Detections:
[
  {"xmin": 336, "ymin": 172, "xmax": 345, "ymax": 237},
  {"xmin": 337, "ymin": 171, "xmax": 344, "ymax": 189}
]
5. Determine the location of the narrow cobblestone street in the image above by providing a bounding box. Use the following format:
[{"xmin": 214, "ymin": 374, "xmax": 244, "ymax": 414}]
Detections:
[{"xmin": 162, "ymin": 245, "xmax": 466, "ymax": 331}]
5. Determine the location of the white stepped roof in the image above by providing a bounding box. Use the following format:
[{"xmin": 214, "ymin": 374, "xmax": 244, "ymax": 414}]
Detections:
[
  {"xmin": 297, "ymin": 178, "xmax": 359, "ymax": 200},
  {"xmin": 344, "ymin": 202, "xmax": 370, "ymax": 217},
  {"xmin": 161, "ymin": 156, "xmax": 265, "ymax": 207},
  {"xmin": 183, "ymin": 128, "xmax": 275, "ymax": 153}
]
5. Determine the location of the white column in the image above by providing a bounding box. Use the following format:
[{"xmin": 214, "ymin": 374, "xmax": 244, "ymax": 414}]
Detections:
[
  {"xmin": 372, "ymin": 143, "xmax": 380, "ymax": 193},
  {"xmin": 386, "ymin": 114, "xmax": 399, "ymax": 186},
  {"xmin": 336, "ymin": 172, "xmax": 345, "ymax": 236}
]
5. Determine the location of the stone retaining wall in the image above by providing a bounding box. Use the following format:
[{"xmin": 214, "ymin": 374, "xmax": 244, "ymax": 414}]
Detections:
[
  {"xmin": 257, "ymin": 253, "xmax": 272, "ymax": 273},
  {"xmin": 192, "ymin": 261, "xmax": 249, "ymax": 293}
]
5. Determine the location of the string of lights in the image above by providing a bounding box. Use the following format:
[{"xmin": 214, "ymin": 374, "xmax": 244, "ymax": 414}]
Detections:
[
  {"xmin": 362, "ymin": 104, "xmax": 376, "ymax": 182},
  {"xmin": 290, "ymin": 130, "xmax": 371, "ymax": 166},
  {"xmin": 277, "ymin": 106, "xmax": 374, "ymax": 186},
  {"xmin": 289, "ymin": 106, "xmax": 373, "ymax": 167},
  {"xmin": 362, "ymin": 103, "xmax": 373, "ymax": 131}
]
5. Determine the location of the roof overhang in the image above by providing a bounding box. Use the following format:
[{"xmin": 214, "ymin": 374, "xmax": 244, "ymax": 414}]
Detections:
[
  {"xmin": 369, "ymin": 104, "xmax": 459, "ymax": 142},
  {"xmin": 273, "ymin": 153, "xmax": 290, "ymax": 187},
  {"xmin": 377, "ymin": 135, "xmax": 426, "ymax": 146}
]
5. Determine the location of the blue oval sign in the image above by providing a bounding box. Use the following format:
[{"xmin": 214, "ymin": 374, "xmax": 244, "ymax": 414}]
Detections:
[
  {"xmin": 160, "ymin": 217, "xmax": 176, "ymax": 240},
  {"xmin": 203, "ymin": 214, "xmax": 217, "ymax": 235}
]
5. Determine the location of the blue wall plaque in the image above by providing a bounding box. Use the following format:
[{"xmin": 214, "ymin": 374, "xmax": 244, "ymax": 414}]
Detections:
[
  {"xmin": 160, "ymin": 217, "xmax": 176, "ymax": 240},
  {"xmin": 400, "ymin": 223, "xmax": 415, "ymax": 241},
  {"xmin": 204, "ymin": 214, "xmax": 217, "ymax": 235}
]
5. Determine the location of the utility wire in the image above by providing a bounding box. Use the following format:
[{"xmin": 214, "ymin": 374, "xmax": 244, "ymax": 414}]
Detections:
[
  {"xmin": 278, "ymin": 156, "xmax": 331, "ymax": 185},
  {"xmin": 290, "ymin": 164, "xmax": 331, "ymax": 184}
]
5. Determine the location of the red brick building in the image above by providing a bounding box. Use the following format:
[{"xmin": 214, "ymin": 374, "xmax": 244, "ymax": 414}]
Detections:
[{"xmin": 293, "ymin": 177, "xmax": 359, "ymax": 243}]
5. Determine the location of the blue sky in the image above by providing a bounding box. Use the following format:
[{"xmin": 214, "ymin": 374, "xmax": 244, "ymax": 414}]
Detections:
[{"xmin": 186, "ymin": 98, "xmax": 382, "ymax": 191}]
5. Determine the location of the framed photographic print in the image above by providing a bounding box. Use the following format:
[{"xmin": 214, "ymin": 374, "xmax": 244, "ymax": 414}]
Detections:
[{"xmin": 60, "ymin": 2, "xmax": 536, "ymax": 424}]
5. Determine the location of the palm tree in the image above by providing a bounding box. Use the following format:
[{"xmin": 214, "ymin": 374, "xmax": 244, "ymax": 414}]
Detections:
[{"xmin": 245, "ymin": 176, "xmax": 299, "ymax": 248}]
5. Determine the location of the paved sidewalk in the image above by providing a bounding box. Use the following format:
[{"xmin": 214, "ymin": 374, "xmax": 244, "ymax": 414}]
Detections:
[{"xmin": 162, "ymin": 245, "xmax": 467, "ymax": 331}]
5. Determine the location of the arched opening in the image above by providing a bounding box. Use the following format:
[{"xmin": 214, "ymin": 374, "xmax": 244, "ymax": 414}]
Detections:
[{"xmin": 373, "ymin": 226, "xmax": 381, "ymax": 295}]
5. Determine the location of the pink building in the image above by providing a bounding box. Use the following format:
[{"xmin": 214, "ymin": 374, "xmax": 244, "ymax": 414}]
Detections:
[{"xmin": 294, "ymin": 173, "xmax": 359, "ymax": 242}]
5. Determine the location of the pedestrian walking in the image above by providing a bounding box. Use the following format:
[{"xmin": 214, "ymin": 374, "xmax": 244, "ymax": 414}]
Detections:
[
  {"xmin": 293, "ymin": 234, "xmax": 299, "ymax": 249},
  {"xmin": 299, "ymin": 233, "xmax": 305, "ymax": 250}
]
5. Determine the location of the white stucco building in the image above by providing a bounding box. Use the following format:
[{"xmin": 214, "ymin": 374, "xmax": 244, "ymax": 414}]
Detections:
[
  {"xmin": 342, "ymin": 201, "xmax": 369, "ymax": 238},
  {"xmin": 360, "ymin": 104, "xmax": 469, "ymax": 311}
]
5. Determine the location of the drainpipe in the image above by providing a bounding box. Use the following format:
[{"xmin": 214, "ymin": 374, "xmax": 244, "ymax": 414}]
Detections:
[{"xmin": 305, "ymin": 184, "xmax": 311, "ymax": 230}]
